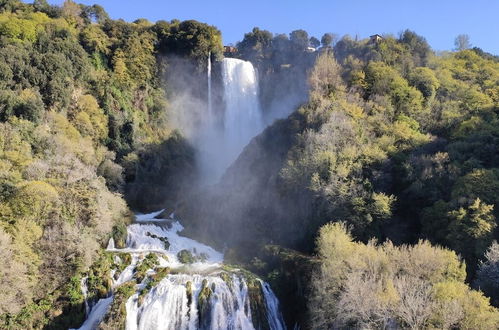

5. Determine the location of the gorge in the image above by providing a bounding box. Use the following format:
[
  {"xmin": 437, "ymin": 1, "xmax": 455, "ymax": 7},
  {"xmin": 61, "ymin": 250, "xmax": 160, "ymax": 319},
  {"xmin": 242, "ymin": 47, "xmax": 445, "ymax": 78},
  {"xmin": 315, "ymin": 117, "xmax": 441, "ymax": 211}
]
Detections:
[
  {"xmin": 1, "ymin": 2, "xmax": 499, "ymax": 329},
  {"xmin": 76, "ymin": 57, "xmax": 286, "ymax": 329}
]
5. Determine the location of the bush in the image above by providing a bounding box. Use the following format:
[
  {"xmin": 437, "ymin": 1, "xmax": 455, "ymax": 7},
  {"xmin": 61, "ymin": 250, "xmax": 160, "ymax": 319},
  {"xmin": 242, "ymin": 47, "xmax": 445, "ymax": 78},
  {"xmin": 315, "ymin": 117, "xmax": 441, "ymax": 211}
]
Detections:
[
  {"xmin": 111, "ymin": 223, "xmax": 127, "ymax": 249},
  {"xmin": 309, "ymin": 222, "xmax": 498, "ymax": 329},
  {"xmin": 177, "ymin": 249, "xmax": 195, "ymax": 264}
]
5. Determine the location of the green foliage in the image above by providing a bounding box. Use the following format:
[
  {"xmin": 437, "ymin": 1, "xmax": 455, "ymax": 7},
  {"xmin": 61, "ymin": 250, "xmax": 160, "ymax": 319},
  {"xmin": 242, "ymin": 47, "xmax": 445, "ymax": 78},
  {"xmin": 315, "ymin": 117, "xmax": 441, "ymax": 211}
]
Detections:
[
  {"xmin": 155, "ymin": 19, "xmax": 223, "ymax": 68},
  {"xmin": 409, "ymin": 66, "xmax": 440, "ymax": 99},
  {"xmin": 177, "ymin": 249, "xmax": 195, "ymax": 264},
  {"xmin": 236, "ymin": 27, "xmax": 272, "ymax": 65},
  {"xmin": 138, "ymin": 267, "xmax": 170, "ymax": 305},
  {"xmin": 145, "ymin": 231, "xmax": 170, "ymax": 249},
  {"xmin": 447, "ymin": 198, "xmax": 496, "ymax": 261},
  {"xmin": 98, "ymin": 281, "xmax": 136, "ymax": 330},
  {"xmin": 112, "ymin": 223, "xmax": 127, "ymax": 249},
  {"xmin": 134, "ymin": 253, "xmax": 159, "ymax": 283},
  {"xmin": 365, "ymin": 61, "xmax": 424, "ymax": 118},
  {"xmin": 289, "ymin": 29, "xmax": 309, "ymax": 50},
  {"xmin": 309, "ymin": 222, "xmax": 498, "ymax": 329},
  {"xmin": 321, "ymin": 33, "xmax": 334, "ymax": 47}
]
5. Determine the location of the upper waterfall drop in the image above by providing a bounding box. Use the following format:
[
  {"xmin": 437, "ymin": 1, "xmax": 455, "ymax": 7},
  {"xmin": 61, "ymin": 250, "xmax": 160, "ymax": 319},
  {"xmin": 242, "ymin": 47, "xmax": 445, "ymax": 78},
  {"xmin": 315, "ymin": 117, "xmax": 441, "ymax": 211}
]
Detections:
[
  {"xmin": 207, "ymin": 52, "xmax": 212, "ymax": 116},
  {"xmin": 221, "ymin": 58, "xmax": 263, "ymax": 169},
  {"xmin": 197, "ymin": 57, "xmax": 264, "ymax": 183}
]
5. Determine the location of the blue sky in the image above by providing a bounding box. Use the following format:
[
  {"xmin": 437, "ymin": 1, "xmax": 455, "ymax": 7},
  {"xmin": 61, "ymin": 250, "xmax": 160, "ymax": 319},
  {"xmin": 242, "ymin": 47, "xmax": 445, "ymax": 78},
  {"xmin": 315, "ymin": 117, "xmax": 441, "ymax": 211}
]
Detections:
[{"xmin": 41, "ymin": 0, "xmax": 498, "ymax": 54}]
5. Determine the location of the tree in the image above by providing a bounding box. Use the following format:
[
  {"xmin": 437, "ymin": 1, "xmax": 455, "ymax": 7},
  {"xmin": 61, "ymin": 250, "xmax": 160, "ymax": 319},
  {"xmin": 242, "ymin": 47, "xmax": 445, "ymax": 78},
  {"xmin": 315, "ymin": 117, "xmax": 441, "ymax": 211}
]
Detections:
[
  {"xmin": 237, "ymin": 27, "xmax": 273, "ymax": 63},
  {"xmin": 409, "ymin": 67, "xmax": 440, "ymax": 99},
  {"xmin": 157, "ymin": 20, "xmax": 223, "ymax": 67},
  {"xmin": 14, "ymin": 88, "xmax": 45, "ymax": 123},
  {"xmin": 399, "ymin": 29, "xmax": 431, "ymax": 66},
  {"xmin": 80, "ymin": 25, "xmax": 111, "ymax": 55},
  {"xmin": 308, "ymin": 52, "xmax": 344, "ymax": 99},
  {"xmin": 309, "ymin": 222, "xmax": 499, "ymax": 329},
  {"xmin": 321, "ymin": 33, "xmax": 335, "ymax": 48},
  {"xmin": 309, "ymin": 36, "xmax": 320, "ymax": 48},
  {"xmin": 394, "ymin": 276, "xmax": 434, "ymax": 329},
  {"xmin": 82, "ymin": 4, "xmax": 109, "ymax": 24},
  {"xmin": 0, "ymin": 228, "xmax": 32, "ymax": 315},
  {"xmin": 475, "ymin": 241, "xmax": 499, "ymax": 306},
  {"xmin": 290, "ymin": 29, "xmax": 309, "ymax": 50},
  {"xmin": 455, "ymin": 34, "xmax": 471, "ymax": 51},
  {"xmin": 61, "ymin": 0, "xmax": 83, "ymax": 27},
  {"xmin": 447, "ymin": 198, "xmax": 496, "ymax": 261}
]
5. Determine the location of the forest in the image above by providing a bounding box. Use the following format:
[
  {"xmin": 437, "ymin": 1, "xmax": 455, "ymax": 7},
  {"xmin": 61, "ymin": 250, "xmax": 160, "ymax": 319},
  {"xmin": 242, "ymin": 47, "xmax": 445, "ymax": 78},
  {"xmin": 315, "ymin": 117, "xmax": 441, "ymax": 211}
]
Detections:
[{"xmin": 0, "ymin": 0, "xmax": 498, "ymax": 329}]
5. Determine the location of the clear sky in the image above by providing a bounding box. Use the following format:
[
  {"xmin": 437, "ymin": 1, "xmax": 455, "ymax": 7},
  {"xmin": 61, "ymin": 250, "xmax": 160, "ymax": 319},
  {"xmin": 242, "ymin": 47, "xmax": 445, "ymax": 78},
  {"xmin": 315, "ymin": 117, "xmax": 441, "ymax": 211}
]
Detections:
[{"xmin": 41, "ymin": 0, "xmax": 498, "ymax": 54}]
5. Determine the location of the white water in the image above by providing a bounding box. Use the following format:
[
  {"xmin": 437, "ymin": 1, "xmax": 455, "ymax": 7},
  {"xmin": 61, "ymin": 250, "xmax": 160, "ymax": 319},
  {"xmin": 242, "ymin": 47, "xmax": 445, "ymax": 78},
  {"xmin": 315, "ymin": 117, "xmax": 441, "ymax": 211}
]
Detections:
[
  {"xmin": 77, "ymin": 296, "xmax": 113, "ymax": 330},
  {"xmin": 81, "ymin": 277, "xmax": 90, "ymax": 317},
  {"xmin": 197, "ymin": 58, "xmax": 264, "ymax": 183},
  {"xmin": 262, "ymin": 282, "xmax": 285, "ymax": 330},
  {"xmin": 78, "ymin": 211, "xmax": 285, "ymax": 330},
  {"xmin": 207, "ymin": 53, "xmax": 213, "ymax": 116},
  {"xmin": 126, "ymin": 274, "xmax": 255, "ymax": 330},
  {"xmin": 221, "ymin": 58, "xmax": 263, "ymax": 170}
]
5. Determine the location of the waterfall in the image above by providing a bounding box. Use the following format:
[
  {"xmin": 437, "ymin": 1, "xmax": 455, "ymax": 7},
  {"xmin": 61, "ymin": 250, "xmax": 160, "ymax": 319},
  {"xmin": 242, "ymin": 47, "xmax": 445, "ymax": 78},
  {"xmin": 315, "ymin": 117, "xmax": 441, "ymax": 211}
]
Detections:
[
  {"xmin": 126, "ymin": 275, "xmax": 256, "ymax": 330},
  {"xmin": 196, "ymin": 57, "xmax": 264, "ymax": 183},
  {"xmin": 81, "ymin": 277, "xmax": 90, "ymax": 317},
  {"xmin": 207, "ymin": 52, "xmax": 212, "ymax": 116},
  {"xmin": 107, "ymin": 237, "xmax": 115, "ymax": 250},
  {"xmin": 262, "ymin": 282, "xmax": 286, "ymax": 330},
  {"xmin": 221, "ymin": 58, "xmax": 263, "ymax": 167},
  {"xmin": 77, "ymin": 211, "xmax": 286, "ymax": 330}
]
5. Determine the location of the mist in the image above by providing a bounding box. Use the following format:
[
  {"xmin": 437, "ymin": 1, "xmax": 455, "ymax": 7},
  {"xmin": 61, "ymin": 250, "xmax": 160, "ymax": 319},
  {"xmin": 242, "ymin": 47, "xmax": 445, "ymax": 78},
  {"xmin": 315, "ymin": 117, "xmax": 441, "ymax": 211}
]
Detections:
[{"xmin": 166, "ymin": 51, "xmax": 307, "ymax": 186}]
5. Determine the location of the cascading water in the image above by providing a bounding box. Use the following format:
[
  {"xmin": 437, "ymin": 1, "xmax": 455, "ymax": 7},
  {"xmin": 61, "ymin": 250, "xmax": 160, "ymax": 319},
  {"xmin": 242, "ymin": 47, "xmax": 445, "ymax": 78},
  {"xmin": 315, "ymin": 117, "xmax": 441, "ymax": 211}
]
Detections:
[
  {"xmin": 207, "ymin": 52, "xmax": 212, "ymax": 116},
  {"xmin": 78, "ymin": 211, "xmax": 286, "ymax": 330},
  {"xmin": 221, "ymin": 58, "xmax": 263, "ymax": 166},
  {"xmin": 197, "ymin": 58, "xmax": 264, "ymax": 183},
  {"xmin": 76, "ymin": 57, "xmax": 285, "ymax": 329}
]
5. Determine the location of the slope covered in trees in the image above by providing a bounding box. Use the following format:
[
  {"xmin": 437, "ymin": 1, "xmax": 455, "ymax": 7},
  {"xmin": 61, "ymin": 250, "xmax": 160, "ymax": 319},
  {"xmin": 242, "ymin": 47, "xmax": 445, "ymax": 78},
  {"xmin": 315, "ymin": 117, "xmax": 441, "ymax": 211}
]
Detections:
[
  {"xmin": 0, "ymin": 0, "xmax": 221, "ymax": 328},
  {"xmin": 1, "ymin": 0, "xmax": 499, "ymax": 329},
  {"xmin": 183, "ymin": 31, "xmax": 499, "ymax": 327}
]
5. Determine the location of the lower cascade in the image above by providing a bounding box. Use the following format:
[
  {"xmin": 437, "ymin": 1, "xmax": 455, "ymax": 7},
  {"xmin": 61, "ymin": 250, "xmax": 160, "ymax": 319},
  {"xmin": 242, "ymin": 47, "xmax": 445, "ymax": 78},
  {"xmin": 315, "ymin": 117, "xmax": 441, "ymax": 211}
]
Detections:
[{"xmin": 77, "ymin": 211, "xmax": 285, "ymax": 330}]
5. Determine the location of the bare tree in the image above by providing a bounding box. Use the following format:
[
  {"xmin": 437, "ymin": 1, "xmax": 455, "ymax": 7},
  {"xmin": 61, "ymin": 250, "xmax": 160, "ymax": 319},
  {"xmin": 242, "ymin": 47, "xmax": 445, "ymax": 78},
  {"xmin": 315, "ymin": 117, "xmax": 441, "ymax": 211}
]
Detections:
[
  {"xmin": 0, "ymin": 229, "xmax": 32, "ymax": 314},
  {"xmin": 308, "ymin": 52, "xmax": 345, "ymax": 100},
  {"xmin": 393, "ymin": 276, "xmax": 434, "ymax": 329},
  {"xmin": 475, "ymin": 241, "xmax": 499, "ymax": 305},
  {"xmin": 337, "ymin": 272, "xmax": 394, "ymax": 329},
  {"xmin": 438, "ymin": 299, "xmax": 464, "ymax": 329},
  {"xmin": 454, "ymin": 34, "xmax": 471, "ymax": 51}
]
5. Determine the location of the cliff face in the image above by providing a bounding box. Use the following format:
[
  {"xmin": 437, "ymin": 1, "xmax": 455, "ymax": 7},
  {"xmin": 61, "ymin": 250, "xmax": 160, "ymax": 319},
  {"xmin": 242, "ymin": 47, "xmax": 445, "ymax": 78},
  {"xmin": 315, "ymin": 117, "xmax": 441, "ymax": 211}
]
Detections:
[{"xmin": 180, "ymin": 109, "xmax": 314, "ymax": 253}]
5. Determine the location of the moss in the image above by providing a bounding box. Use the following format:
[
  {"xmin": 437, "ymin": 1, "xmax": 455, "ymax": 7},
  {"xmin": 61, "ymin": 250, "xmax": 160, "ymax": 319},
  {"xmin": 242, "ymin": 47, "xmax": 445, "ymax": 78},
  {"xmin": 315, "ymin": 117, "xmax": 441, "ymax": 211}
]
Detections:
[
  {"xmin": 145, "ymin": 231, "xmax": 170, "ymax": 250},
  {"xmin": 134, "ymin": 253, "xmax": 160, "ymax": 283},
  {"xmin": 177, "ymin": 249, "xmax": 208, "ymax": 264},
  {"xmin": 215, "ymin": 266, "xmax": 271, "ymax": 330},
  {"xmin": 138, "ymin": 267, "xmax": 170, "ymax": 306},
  {"xmin": 197, "ymin": 279, "xmax": 213, "ymax": 329},
  {"xmin": 247, "ymin": 278, "xmax": 269, "ymax": 330},
  {"xmin": 185, "ymin": 281, "xmax": 193, "ymax": 317},
  {"xmin": 111, "ymin": 223, "xmax": 127, "ymax": 249},
  {"xmin": 98, "ymin": 281, "xmax": 136, "ymax": 330},
  {"xmin": 112, "ymin": 252, "xmax": 132, "ymax": 279},
  {"xmin": 220, "ymin": 272, "xmax": 233, "ymax": 289},
  {"xmin": 87, "ymin": 252, "xmax": 114, "ymax": 302},
  {"xmin": 186, "ymin": 281, "xmax": 193, "ymax": 307},
  {"xmin": 177, "ymin": 249, "xmax": 195, "ymax": 264}
]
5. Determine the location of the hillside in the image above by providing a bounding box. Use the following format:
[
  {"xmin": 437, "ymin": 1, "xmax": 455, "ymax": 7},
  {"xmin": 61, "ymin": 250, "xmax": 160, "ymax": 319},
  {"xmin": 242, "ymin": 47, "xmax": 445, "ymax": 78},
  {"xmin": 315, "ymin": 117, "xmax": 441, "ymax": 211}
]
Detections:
[{"xmin": 0, "ymin": 1, "xmax": 498, "ymax": 329}]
